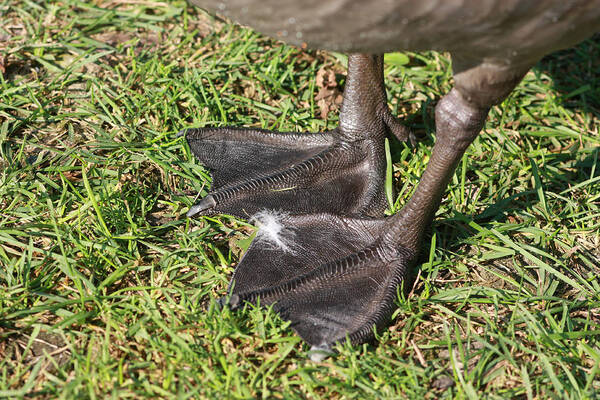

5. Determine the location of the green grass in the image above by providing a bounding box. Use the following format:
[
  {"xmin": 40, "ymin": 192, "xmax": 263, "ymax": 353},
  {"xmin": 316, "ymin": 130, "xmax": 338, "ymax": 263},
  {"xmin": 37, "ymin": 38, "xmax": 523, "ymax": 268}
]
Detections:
[{"xmin": 1, "ymin": 0, "xmax": 599, "ymax": 398}]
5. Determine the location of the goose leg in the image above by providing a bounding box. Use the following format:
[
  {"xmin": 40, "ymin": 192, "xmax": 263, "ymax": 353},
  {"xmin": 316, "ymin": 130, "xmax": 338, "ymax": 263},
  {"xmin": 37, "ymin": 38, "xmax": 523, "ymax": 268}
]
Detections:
[
  {"xmin": 185, "ymin": 54, "xmax": 410, "ymax": 219},
  {"xmin": 220, "ymin": 58, "xmax": 533, "ymax": 353}
]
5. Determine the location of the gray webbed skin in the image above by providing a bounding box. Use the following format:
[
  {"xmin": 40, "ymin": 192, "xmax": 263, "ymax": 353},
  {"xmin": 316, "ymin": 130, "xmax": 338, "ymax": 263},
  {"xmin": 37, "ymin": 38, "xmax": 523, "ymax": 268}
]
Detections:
[{"xmin": 184, "ymin": 0, "xmax": 600, "ymax": 353}]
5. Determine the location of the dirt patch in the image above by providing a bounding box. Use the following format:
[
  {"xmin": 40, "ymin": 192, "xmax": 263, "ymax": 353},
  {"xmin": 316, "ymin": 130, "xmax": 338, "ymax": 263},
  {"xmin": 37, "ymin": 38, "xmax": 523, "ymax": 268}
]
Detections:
[{"xmin": 1, "ymin": 327, "xmax": 71, "ymax": 374}]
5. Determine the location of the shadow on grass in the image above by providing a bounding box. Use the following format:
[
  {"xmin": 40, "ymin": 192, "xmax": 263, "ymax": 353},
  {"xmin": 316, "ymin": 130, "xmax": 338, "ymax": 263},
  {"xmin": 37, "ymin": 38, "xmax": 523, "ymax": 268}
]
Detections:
[{"xmin": 534, "ymin": 34, "xmax": 600, "ymax": 115}]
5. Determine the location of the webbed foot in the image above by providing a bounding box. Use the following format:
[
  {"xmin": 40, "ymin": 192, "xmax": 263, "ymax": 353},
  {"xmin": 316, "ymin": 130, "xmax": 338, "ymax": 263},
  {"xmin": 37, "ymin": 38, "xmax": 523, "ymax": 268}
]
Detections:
[
  {"xmin": 223, "ymin": 211, "xmax": 416, "ymax": 347},
  {"xmin": 185, "ymin": 55, "xmax": 410, "ymax": 219}
]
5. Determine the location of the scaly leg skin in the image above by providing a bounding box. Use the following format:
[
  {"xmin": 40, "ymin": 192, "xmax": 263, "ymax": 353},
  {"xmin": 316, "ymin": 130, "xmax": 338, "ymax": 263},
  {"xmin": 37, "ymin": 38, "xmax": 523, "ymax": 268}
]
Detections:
[
  {"xmin": 211, "ymin": 56, "xmax": 533, "ymax": 360},
  {"xmin": 184, "ymin": 54, "xmax": 411, "ymax": 219}
]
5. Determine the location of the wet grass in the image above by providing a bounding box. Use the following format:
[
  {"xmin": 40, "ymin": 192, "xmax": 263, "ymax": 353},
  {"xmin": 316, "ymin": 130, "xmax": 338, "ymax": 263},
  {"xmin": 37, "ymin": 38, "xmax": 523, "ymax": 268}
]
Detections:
[{"xmin": 1, "ymin": 0, "xmax": 599, "ymax": 398}]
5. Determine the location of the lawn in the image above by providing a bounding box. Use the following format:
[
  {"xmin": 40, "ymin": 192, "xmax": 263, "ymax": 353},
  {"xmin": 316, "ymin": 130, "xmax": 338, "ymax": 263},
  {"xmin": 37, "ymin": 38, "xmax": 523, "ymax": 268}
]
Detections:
[{"xmin": 1, "ymin": 0, "xmax": 599, "ymax": 398}]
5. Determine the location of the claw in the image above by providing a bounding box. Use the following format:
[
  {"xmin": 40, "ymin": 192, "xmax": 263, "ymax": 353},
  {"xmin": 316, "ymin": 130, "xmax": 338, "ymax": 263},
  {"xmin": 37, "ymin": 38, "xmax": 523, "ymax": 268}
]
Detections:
[
  {"xmin": 308, "ymin": 344, "xmax": 333, "ymax": 362},
  {"xmin": 382, "ymin": 107, "xmax": 412, "ymax": 142},
  {"xmin": 216, "ymin": 293, "xmax": 240, "ymax": 309},
  {"xmin": 187, "ymin": 195, "xmax": 217, "ymax": 217}
]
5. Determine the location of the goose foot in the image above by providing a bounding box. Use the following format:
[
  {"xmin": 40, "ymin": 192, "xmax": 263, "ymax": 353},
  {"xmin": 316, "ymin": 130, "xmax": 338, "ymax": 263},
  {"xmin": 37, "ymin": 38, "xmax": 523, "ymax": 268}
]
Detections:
[
  {"xmin": 184, "ymin": 54, "xmax": 411, "ymax": 219},
  {"xmin": 221, "ymin": 212, "xmax": 417, "ymax": 348}
]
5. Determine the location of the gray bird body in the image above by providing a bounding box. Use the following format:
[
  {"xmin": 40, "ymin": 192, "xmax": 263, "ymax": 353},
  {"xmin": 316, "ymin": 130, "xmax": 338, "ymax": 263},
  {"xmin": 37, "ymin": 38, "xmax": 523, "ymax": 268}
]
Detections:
[{"xmin": 192, "ymin": 0, "xmax": 600, "ymax": 70}]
